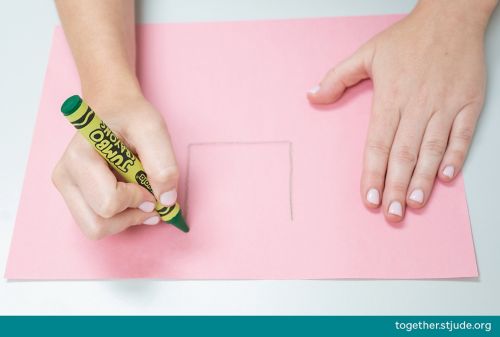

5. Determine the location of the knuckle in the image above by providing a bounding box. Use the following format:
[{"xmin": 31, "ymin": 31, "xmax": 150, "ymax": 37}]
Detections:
[
  {"xmin": 371, "ymin": 104, "xmax": 398, "ymax": 122},
  {"xmin": 326, "ymin": 67, "xmax": 337, "ymax": 79},
  {"xmin": 65, "ymin": 146, "xmax": 81, "ymax": 162},
  {"xmin": 51, "ymin": 162, "xmax": 65, "ymax": 188},
  {"xmin": 411, "ymin": 93, "xmax": 428, "ymax": 109},
  {"xmin": 381, "ymin": 88, "xmax": 400, "ymax": 102},
  {"xmin": 133, "ymin": 112, "xmax": 165, "ymax": 132},
  {"xmin": 96, "ymin": 195, "xmax": 119, "ymax": 219},
  {"xmin": 392, "ymin": 145, "xmax": 417, "ymax": 165},
  {"xmin": 116, "ymin": 182, "xmax": 131, "ymax": 197},
  {"xmin": 152, "ymin": 166, "xmax": 179, "ymax": 185},
  {"xmin": 83, "ymin": 223, "xmax": 107, "ymax": 240},
  {"xmin": 387, "ymin": 180, "xmax": 408, "ymax": 194},
  {"xmin": 414, "ymin": 170, "xmax": 437, "ymax": 183},
  {"xmin": 366, "ymin": 141, "xmax": 391, "ymax": 157},
  {"xmin": 453, "ymin": 127, "xmax": 474, "ymax": 144},
  {"xmin": 362, "ymin": 168, "xmax": 386, "ymax": 184},
  {"xmin": 421, "ymin": 138, "xmax": 446, "ymax": 157},
  {"xmin": 116, "ymin": 182, "xmax": 140, "ymax": 206}
]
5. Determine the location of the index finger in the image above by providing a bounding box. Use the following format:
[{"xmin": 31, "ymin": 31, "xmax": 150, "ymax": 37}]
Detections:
[{"xmin": 361, "ymin": 93, "xmax": 400, "ymax": 209}]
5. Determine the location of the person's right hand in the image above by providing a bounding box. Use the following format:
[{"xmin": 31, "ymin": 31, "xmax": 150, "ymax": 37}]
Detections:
[{"xmin": 52, "ymin": 95, "xmax": 179, "ymax": 239}]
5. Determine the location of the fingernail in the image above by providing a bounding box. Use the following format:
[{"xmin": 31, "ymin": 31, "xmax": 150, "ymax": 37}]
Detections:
[
  {"xmin": 443, "ymin": 165, "xmax": 455, "ymax": 179},
  {"xmin": 388, "ymin": 201, "xmax": 403, "ymax": 217},
  {"xmin": 366, "ymin": 188, "xmax": 380, "ymax": 205},
  {"xmin": 143, "ymin": 216, "xmax": 160, "ymax": 225},
  {"xmin": 409, "ymin": 189, "xmax": 424, "ymax": 203},
  {"xmin": 138, "ymin": 201, "xmax": 155, "ymax": 213},
  {"xmin": 160, "ymin": 189, "xmax": 177, "ymax": 206},
  {"xmin": 308, "ymin": 84, "xmax": 320, "ymax": 95}
]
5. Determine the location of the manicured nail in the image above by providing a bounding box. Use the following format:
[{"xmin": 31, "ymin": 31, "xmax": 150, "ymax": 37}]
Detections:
[
  {"xmin": 443, "ymin": 165, "xmax": 455, "ymax": 179},
  {"xmin": 143, "ymin": 216, "xmax": 160, "ymax": 225},
  {"xmin": 160, "ymin": 189, "xmax": 177, "ymax": 206},
  {"xmin": 409, "ymin": 189, "xmax": 424, "ymax": 204},
  {"xmin": 366, "ymin": 188, "xmax": 380, "ymax": 205},
  {"xmin": 388, "ymin": 201, "xmax": 403, "ymax": 217},
  {"xmin": 308, "ymin": 84, "xmax": 320, "ymax": 95},
  {"xmin": 138, "ymin": 201, "xmax": 155, "ymax": 213}
]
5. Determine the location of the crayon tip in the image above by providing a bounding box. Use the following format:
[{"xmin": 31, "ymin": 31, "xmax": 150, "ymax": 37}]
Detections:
[{"xmin": 168, "ymin": 211, "xmax": 190, "ymax": 233}]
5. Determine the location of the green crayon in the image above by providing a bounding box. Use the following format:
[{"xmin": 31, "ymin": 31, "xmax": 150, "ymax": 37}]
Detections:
[{"xmin": 61, "ymin": 95, "xmax": 189, "ymax": 233}]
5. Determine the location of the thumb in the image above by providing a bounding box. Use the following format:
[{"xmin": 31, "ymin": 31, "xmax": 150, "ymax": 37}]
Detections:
[
  {"xmin": 307, "ymin": 46, "xmax": 372, "ymax": 104},
  {"xmin": 126, "ymin": 109, "xmax": 179, "ymax": 207}
]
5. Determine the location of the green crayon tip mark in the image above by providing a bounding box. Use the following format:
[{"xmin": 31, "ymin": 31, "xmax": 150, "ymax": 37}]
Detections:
[
  {"xmin": 61, "ymin": 95, "xmax": 83, "ymax": 116},
  {"xmin": 168, "ymin": 211, "xmax": 190, "ymax": 233}
]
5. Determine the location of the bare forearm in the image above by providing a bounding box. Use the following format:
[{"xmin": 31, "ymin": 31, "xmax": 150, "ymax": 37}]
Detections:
[{"xmin": 55, "ymin": 0, "xmax": 140, "ymax": 105}]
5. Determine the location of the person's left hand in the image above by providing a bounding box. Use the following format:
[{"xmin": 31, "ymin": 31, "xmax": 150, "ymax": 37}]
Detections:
[{"xmin": 308, "ymin": 0, "xmax": 495, "ymax": 222}]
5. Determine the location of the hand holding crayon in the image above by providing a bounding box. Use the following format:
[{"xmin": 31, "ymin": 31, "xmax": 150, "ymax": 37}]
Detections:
[{"xmin": 52, "ymin": 95, "xmax": 188, "ymax": 239}]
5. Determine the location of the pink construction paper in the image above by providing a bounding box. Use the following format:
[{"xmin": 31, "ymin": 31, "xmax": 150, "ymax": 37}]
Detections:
[{"xmin": 5, "ymin": 15, "xmax": 478, "ymax": 279}]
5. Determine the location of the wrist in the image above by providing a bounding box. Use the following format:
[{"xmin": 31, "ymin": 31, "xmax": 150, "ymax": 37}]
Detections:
[
  {"xmin": 82, "ymin": 72, "xmax": 144, "ymax": 115},
  {"xmin": 415, "ymin": 0, "xmax": 497, "ymax": 32}
]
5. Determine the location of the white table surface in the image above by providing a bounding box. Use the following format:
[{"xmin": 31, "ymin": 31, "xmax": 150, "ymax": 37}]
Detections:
[{"xmin": 0, "ymin": 0, "xmax": 499, "ymax": 315}]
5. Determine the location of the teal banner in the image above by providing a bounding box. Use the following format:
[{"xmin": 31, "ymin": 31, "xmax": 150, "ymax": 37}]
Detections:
[{"xmin": 0, "ymin": 316, "xmax": 498, "ymax": 336}]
